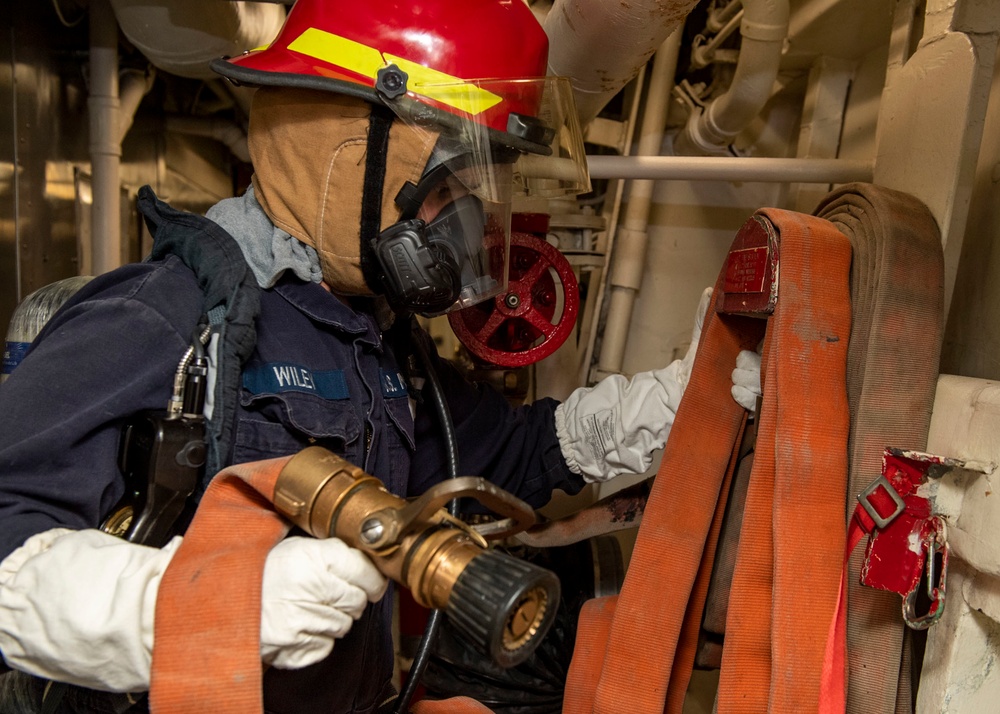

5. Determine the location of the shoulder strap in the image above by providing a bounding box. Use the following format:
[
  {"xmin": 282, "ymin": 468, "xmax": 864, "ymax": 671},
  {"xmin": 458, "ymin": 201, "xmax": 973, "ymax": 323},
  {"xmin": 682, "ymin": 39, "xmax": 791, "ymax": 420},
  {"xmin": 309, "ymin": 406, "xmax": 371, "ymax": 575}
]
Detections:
[{"xmin": 138, "ymin": 185, "xmax": 261, "ymax": 480}]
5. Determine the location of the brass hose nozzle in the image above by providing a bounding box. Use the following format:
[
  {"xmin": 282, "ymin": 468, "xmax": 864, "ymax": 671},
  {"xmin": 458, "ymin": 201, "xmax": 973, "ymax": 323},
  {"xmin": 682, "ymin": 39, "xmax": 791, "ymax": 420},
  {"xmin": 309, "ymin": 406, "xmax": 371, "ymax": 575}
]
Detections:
[{"xmin": 272, "ymin": 446, "xmax": 560, "ymax": 668}]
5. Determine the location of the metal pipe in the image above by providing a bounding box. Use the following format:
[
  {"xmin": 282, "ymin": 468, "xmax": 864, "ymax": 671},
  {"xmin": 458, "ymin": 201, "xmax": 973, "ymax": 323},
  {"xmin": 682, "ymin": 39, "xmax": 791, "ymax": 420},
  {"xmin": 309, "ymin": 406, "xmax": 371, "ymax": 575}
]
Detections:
[
  {"xmin": 118, "ymin": 66, "xmax": 155, "ymax": 143},
  {"xmin": 165, "ymin": 115, "xmax": 250, "ymax": 163},
  {"xmin": 677, "ymin": 0, "xmax": 790, "ymax": 155},
  {"xmin": 587, "ymin": 155, "xmax": 874, "ymax": 183},
  {"xmin": 10, "ymin": 23, "xmax": 22, "ymax": 302},
  {"xmin": 707, "ymin": 0, "xmax": 743, "ymax": 32},
  {"xmin": 598, "ymin": 31, "xmax": 683, "ymax": 376},
  {"xmin": 89, "ymin": 0, "xmax": 122, "ymax": 275},
  {"xmin": 543, "ymin": 0, "xmax": 700, "ymax": 126},
  {"xmin": 692, "ymin": 10, "xmax": 744, "ymax": 68}
]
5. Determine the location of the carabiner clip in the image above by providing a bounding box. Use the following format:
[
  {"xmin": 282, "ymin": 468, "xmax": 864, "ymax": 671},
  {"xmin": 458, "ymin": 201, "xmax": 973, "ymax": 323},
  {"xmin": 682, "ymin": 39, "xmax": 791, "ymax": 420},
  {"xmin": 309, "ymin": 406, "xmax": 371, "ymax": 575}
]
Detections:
[{"xmin": 902, "ymin": 518, "xmax": 948, "ymax": 630}]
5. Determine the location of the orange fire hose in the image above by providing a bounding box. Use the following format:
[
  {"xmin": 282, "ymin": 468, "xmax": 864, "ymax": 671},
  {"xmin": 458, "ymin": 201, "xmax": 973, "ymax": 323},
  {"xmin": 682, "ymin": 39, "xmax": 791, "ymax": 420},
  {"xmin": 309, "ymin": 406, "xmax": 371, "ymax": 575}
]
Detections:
[
  {"xmin": 561, "ymin": 186, "xmax": 942, "ymax": 714},
  {"xmin": 150, "ymin": 456, "xmax": 292, "ymax": 713},
  {"xmin": 561, "ymin": 208, "xmax": 852, "ymax": 714}
]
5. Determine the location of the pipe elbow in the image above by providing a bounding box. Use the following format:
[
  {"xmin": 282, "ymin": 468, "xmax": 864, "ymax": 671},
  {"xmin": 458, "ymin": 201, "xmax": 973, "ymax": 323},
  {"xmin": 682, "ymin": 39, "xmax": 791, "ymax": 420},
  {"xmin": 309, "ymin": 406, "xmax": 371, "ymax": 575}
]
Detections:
[{"xmin": 677, "ymin": 0, "xmax": 789, "ymax": 155}]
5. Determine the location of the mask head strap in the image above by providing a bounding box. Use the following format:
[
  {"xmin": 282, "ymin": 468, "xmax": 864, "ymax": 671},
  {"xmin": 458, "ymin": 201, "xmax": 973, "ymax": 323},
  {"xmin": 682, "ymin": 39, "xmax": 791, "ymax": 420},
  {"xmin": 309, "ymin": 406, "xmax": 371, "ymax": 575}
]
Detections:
[{"xmin": 359, "ymin": 105, "xmax": 395, "ymax": 294}]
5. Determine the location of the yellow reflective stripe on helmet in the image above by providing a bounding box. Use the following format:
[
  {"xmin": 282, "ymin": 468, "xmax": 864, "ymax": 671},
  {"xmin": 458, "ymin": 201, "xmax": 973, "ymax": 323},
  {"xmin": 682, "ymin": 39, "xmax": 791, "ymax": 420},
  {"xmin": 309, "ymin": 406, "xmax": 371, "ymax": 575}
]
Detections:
[
  {"xmin": 286, "ymin": 28, "xmax": 502, "ymax": 116},
  {"xmin": 288, "ymin": 28, "xmax": 384, "ymax": 80},
  {"xmin": 383, "ymin": 54, "xmax": 502, "ymax": 116}
]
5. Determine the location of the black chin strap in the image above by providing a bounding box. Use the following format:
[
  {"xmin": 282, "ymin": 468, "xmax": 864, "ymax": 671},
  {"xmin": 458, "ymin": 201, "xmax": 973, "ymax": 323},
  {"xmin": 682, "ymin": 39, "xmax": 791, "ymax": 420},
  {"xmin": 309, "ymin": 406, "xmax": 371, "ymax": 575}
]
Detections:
[{"xmin": 359, "ymin": 106, "xmax": 395, "ymax": 294}]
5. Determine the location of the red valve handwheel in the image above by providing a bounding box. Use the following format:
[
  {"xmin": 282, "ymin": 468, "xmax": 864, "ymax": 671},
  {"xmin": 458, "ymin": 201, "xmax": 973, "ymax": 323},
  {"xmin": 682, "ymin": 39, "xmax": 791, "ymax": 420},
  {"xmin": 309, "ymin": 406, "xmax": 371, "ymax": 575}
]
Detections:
[{"xmin": 449, "ymin": 232, "xmax": 579, "ymax": 367}]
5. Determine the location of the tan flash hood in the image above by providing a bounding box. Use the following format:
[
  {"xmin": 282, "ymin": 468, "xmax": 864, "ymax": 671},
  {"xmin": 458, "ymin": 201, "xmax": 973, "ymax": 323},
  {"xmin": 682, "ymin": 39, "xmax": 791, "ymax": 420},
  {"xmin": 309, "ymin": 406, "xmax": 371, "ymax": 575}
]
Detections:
[{"xmin": 248, "ymin": 86, "xmax": 438, "ymax": 295}]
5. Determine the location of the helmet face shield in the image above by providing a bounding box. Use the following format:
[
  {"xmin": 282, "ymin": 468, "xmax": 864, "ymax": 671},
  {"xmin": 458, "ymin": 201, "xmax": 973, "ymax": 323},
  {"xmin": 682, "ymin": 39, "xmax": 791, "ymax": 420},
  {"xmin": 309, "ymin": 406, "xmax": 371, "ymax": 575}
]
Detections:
[
  {"xmin": 512, "ymin": 77, "xmax": 591, "ymax": 198},
  {"xmin": 374, "ymin": 75, "xmax": 589, "ymax": 315},
  {"xmin": 382, "ymin": 75, "xmax": 590, "ymax": 203}
]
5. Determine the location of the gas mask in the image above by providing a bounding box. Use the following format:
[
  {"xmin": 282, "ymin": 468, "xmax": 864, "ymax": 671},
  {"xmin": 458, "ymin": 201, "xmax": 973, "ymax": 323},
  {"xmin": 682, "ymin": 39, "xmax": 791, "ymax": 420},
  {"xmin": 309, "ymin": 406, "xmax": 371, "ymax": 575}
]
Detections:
[{"xmin": 371, "ymin": 157, "xmax": 513, "ymax": 316}]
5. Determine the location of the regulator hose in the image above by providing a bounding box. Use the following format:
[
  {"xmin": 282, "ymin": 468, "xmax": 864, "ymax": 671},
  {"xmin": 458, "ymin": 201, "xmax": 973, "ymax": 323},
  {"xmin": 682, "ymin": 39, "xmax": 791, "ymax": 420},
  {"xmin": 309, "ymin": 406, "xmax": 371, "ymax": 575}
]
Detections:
[{"xmin": 394, "ymin": 315, "xmax": 461, "ymax": 714}]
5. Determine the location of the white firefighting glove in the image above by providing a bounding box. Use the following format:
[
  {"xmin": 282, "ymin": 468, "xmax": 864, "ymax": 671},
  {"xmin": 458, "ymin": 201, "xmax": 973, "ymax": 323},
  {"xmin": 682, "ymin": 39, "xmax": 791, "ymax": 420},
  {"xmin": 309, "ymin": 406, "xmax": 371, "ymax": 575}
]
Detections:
[
  {"xmin": 731, "ymin": 348, "xmax": 763, "ymax": 411},
  {"xmin": 556, "ymin": 287, "xmax": 712, "ymax": 483},
  {"xmin": 0, "ymin": 528, "xmax": 179, "ymax": 692},
  {"xmin": 259, "ymin": 535, "xmax": 388, "ymax": 669},
  {"xmin": 0, "ymin": 528, "xmax": 387, "ymax": 692}
]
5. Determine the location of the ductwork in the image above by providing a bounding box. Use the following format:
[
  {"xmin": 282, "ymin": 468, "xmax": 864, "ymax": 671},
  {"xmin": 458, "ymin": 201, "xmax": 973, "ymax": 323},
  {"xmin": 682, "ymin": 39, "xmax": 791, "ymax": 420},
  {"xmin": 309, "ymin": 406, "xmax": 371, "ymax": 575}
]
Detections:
[
  {"xmin": 543, "ymin": 0, "xmax": 701, "ymax": 126},
  {"xmin": 676, "ymin": 0, "xmax": 790, "ymax": 155},
  {"xmin": 109, "ymin": 0, "xmax": 285, "ymax": 80}
]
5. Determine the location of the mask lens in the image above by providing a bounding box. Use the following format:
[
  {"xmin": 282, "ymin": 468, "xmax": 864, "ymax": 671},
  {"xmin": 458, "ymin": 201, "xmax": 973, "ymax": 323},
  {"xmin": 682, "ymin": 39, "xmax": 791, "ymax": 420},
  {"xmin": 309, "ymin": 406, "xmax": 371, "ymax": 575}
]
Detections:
[{"xmin": 421, "ymin": 190, "xmax": 510, "ymax": 314}]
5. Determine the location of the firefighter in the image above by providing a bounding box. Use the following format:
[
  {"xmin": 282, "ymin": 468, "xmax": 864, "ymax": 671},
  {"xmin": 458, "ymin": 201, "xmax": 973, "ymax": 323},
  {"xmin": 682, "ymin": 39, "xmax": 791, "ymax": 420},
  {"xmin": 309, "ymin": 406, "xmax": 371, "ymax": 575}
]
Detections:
[{"xmin": 0, "ymin": 1, "xmax": 761, "ymax": 712}]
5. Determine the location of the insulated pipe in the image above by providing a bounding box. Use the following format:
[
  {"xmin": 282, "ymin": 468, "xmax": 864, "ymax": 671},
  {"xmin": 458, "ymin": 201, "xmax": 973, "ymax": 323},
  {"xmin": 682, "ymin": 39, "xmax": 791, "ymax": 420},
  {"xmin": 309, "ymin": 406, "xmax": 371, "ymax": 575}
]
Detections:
[
  {"xmin": 543, "ymin": 0, "xmax": 700, "ymax": 126},
  {"xmin": 598, "ymin": 31, "xmax": 683, "ymax": 377},
  {"xmin": 165, "ymin": 116, "xmax": 251, "ymax": 163},
  {"xmin": 89, "ymin": 0, "xmax": 122, "ymax": 275},
  {"xmin": 586, "ymin": 155, "xmax": 874, "ymax": 183},
  {"xmin": 110, "ymin": 0, "xmax": 285, "ymax": 80},
  {"xmin": 677, "ymin": 0, "xmax": 790, "ymax": 155},
  {"xmin": 118, "ymin": 66, "xmax": 156, "ymax": 143}
]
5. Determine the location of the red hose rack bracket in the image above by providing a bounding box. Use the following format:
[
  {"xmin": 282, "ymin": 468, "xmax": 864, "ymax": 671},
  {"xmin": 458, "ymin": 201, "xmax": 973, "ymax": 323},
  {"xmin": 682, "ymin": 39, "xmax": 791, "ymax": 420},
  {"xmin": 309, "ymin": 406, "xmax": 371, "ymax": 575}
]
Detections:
[
  {"xmin": 448, "ymin": 232, "xmax": 579, "ymax": 368},
  {"xmin": 718, "ymin": 214, "xmax": 779, "ymax": 317},
  {"xmin": 853, "ymin": 447, "xmax": 993, "ymax": 629}
]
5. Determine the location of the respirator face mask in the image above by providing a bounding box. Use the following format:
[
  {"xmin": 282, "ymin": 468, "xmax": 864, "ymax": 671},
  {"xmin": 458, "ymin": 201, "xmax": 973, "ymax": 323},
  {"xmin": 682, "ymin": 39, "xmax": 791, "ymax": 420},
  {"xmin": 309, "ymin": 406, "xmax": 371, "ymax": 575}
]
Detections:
[
  {"xmin": 364, "ymin": 73, "xmax": 590, "ymax": 317},
  {"xmin": 372, "ymin": 161, "xmax": 513, "ymax": 316}
]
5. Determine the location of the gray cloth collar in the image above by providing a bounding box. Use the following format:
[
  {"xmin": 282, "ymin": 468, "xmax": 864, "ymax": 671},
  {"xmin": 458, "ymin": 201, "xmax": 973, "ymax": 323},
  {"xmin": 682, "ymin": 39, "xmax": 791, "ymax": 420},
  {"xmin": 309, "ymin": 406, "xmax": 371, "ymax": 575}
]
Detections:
[{"xmin": 205, "ymin": 184, "xmax": 323, "ymax": 289}]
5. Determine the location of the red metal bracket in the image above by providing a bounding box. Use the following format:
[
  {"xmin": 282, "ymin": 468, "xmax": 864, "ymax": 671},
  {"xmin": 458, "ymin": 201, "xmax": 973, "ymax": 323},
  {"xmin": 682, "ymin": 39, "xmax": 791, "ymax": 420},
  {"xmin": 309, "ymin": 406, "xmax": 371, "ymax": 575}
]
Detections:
[
  {"xmin": 853, "ymin": 448, "xmax": 985, "ymax": 629},
  {"xmin": 717, "ymin": 214, "xmax": 779, "ymax": 316}
]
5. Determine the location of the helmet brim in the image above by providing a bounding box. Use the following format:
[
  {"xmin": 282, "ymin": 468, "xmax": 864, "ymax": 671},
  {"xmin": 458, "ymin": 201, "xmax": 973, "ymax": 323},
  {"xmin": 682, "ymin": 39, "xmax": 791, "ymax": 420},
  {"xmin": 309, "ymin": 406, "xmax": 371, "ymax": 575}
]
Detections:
[{"xmin": 211, "ymin": 57, "xmax": 553, "ymax": 158}]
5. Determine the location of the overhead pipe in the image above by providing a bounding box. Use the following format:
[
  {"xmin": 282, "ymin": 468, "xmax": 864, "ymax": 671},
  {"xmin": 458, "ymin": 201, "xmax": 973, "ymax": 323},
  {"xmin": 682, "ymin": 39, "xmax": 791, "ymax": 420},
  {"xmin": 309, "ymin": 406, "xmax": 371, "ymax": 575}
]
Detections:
[
  {"xmin": 165, "ymin": 116, "xmax": 251, "ymax": 163},
  {"xmin": 109, "ymin": 0, "xmax": 285, "ymax": 80},
  {"xmin": 597, "ymin": 31, "xmax": 684, "ymax": 378},
  {"xmin": 89, "ymin": 0, "xmax": 122, "ymax": 275},
  {"xmin": 543, "ymin": 0, "xmax": 701, "ymax": 126},
  {"xmin": 587, "ymin": 155, "xmax": 874, "ymax": 183},
  {"xmin": 118, "ymin": 66, "xmax": 156, "ymax": 143},
  {"xmin": 707, "ymin": 0, "xmax": 743, "ymax": 32},
  {"xmin": 676, "ymin": 0, "xmax": 790, "ymax": 155}
]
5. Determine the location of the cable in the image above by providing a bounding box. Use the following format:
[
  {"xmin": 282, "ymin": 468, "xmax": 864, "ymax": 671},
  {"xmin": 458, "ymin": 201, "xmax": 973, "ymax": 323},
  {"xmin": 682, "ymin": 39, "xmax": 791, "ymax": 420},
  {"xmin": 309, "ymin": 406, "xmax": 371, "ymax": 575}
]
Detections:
[
  {"xmin": 393, "ymin": 315, "xmax": 460, "ymax": 714},
  {"xmin": 51, "ymin": 0, "xmax": 85, "ymax": 28}
]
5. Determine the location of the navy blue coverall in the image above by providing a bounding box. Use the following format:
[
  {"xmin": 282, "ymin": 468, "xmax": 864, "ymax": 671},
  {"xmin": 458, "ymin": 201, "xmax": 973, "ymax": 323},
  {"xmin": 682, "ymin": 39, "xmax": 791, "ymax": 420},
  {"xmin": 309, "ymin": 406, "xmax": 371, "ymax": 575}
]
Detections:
[{"xmin": 0, "ymin": 193, "xmax": 585, "ymax": 713}]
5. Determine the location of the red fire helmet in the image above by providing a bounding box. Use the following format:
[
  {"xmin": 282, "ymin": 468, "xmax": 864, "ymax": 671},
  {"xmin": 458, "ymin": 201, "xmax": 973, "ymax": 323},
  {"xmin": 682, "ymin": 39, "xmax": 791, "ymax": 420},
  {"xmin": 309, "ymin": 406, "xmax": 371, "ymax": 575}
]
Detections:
[
  {"xmin": 217, "ymin": 1, "xmax": 554, "ymax": 142},
  {"xmin": 212, "ymin": 0, "xmax": 590, "ymax": 199}
]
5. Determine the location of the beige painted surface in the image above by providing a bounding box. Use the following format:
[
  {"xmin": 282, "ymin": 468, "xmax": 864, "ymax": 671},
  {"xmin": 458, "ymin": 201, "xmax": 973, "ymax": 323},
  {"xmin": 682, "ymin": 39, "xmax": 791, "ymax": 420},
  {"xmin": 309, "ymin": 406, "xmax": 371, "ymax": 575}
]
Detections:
[
  {"xmin": 919, "ymin": 375, "xmax": 1000, "ymax": 713},
  {"xmin": 942, "ymin": 39, "xmax": 1000, "ymax": 380},
  {"xmin": 873, "ymin": 1, "xmax": 1000, "ymax": 321},
  {"xmin": 621, "ymin": 173, "xmax": 783, "ymax": 378}
]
